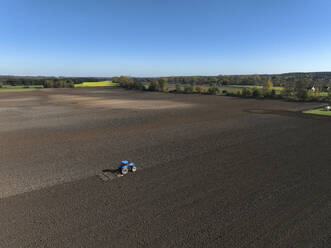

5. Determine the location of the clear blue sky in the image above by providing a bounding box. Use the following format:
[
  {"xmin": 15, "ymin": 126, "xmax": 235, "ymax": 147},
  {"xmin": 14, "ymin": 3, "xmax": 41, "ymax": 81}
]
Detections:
[{"xmin": 1, "ymin": 0, "xmax": 331, "ymax": 77}]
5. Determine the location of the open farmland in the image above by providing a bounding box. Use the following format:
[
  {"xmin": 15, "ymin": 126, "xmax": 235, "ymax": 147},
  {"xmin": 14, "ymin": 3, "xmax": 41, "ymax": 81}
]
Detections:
[{"xmin": 0, "ymin": 88, "xmax": 330, "ymax": 247}]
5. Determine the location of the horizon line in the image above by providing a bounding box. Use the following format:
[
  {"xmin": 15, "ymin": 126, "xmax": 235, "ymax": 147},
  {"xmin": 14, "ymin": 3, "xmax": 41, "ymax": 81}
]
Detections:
[{"xmin": 1, "ymin": 71, "xmax": 331, "ymax": 78}]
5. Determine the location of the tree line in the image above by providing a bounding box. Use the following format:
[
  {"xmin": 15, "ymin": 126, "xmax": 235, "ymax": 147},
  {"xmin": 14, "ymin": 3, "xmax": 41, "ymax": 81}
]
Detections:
[
  {"xmin": 42, "ymin": 79, "xmax": 75, "ymax": 88},
  {"xmin": 114, "ymin": 76, "xmax": 230, "ymax": 95},
  {"xmin": 1, "ymin": 72, "xmax": 331, "ymax": 91},
  {"xmin": 114, "ymin": 75, "xmax": 331, "ymax": 102},
  {"xmin": 0, "ymin": 76, "xmax": 112, "ymax": 87},
  {"xmin": 119, "ymin": 72, "xmax": 331, "ymax": 89}
]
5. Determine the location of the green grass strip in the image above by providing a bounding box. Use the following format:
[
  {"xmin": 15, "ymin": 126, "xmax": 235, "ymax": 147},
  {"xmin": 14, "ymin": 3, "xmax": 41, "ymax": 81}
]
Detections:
[{"xmin": 303, "ymin": 108, "xmax": 331, "ymax": 116}]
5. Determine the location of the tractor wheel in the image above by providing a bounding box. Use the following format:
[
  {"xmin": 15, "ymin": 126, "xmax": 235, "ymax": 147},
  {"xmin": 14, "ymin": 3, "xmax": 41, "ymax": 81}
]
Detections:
[
  {"xmin": 121, "ymin": 167, "xmax": 129, "ymax": 175},
  {"xmin": 131, "ymin": 166, "xmax": 137, "ymax": 172}
]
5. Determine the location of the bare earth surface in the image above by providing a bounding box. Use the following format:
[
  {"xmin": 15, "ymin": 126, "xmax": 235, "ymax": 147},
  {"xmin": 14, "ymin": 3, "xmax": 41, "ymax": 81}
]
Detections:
[{"xmin": 0, "ymin": 88, "xmax": 330, "ymax": 247}]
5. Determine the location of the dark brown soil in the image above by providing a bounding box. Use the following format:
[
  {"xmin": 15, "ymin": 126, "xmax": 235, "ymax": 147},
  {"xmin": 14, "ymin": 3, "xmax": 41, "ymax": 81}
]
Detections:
[{"xmin": 0, "ymin": 88, "xmax": 330, "ymax": 247}]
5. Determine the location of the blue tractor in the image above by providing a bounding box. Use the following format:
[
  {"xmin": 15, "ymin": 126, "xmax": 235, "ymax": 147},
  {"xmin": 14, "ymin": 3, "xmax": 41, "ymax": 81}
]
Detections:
[{"xmin": 118, "ymin": 160, "xmax": 137, "ymax": 175}]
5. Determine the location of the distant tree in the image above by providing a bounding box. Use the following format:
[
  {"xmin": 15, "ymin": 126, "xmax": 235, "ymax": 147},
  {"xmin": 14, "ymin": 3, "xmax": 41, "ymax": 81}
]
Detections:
[
  {"xmin": 241, "ymin": 88, "xmax": 253, "ymax": 97},
  {"xmin": 159, "ymin": 78, "xmax": 168, "ymax": 92},
  {"xmin": 184, "ymin": 84, "xmax": 193, "ymax": 94},
  {"xmin": 220, "ymin": 77, "xmax": 230, "ymax": 86},
  {"xmin": 294, "ymin": 80, "xmax": 308, "ymax": 100},
  {"xmin": 43, "ymin": 80, "xmax": 53, "ymax": 88},
  {"xmin": 263, "ymin": 78, "xmax": 273, "ymax": 95},
  {"xmin": 210, "ymin": 77, "xmax": 218, "ymax": 85},
  {"xmin": 324, "ymin": 87, "xmax": 331, "ymax": 101},
  {"xmin": 281, "ymin": 82, "xmax": 294, "ymax": 97},
  {"xmin": 252, "ymin": 74, "xmax": 262, "ymax": 86},
  {"xmin": 208, "ymin": 86, "xmax": 220, "ymax": 95},
  {"xmin": 112, "ymin": 77, "xmax": 120, "ymax": 83},
  {"xmin": 175, "ymin": 83, "xmax": 182, "ymax": 93},
  {"xmin": 192, "ymin": 76, "xmax": 200, "ymax": 85},
  {"xmin": 65, "ymin": 79, "xmax": 74, "ymax": 88},
  {"xmin": 299, "ymin": 90, "xmax": 310, "ymax": 101},
  {"xmin": 239, "ymin": 75, "xmax": 249, "ymax": 85},
  {"xmin": 294, "ymin": 80, "xmax": 305, "ymax": 92},
  {"xmin": 149, "ymin": 80, "xmax": 160, "ymax": 91},
  {"xmin": 195, "ymin": 86, "xmax": 205, "ymax": 94},
  {"xmin": 132, "ymin": 81, "xmax": 144, "ymax": 90},
  {"xmin": 114, "ymin": 76, "xmax": 134, "ymax": 89},
  {"xmin": 191, "ymin": 81, "xmax": 196, "ymax": 92},
  {"xmin": 253, "ymin": 88, "xmax": 263, "ymax": 98},
  {"xmin": 271, "ymin": 89, "xmax": 276, "ymax": 98}
]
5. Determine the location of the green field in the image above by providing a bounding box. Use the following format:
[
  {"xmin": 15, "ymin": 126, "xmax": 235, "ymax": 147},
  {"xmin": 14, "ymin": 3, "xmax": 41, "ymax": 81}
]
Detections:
[
  {"xmin": 230, "ymin": 85, "xmax": 284, "ymax": 91},
  {"xmin": 218, "ymin": 85, "xmax": 284, "ymax": 95},
  {"xmin": 74, "ymin": 81, "xmax": 118, "ymax": 87},
  {"xmin": 0, "ymin": 85, "xmax": 43, "ymax": 92},
  {"xmin": 303, "ymin": 108, "xmax": 331, "ymax": 116}
]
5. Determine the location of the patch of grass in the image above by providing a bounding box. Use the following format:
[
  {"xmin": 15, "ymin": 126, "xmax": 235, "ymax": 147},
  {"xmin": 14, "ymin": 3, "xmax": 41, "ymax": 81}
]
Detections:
[
  {"xmin": 316, "ymin": 92, "xmax": 329, "ymax": 97},
  {"xmin": 217, "ymin": 86, "xmax": 242, "ymax": 94},
  {"xmin": 229, "ymin": 85, "xmax": 284, "ymax": 91},
  {"xmin": 303, "ymin": 108, "xmax": 331, "ymax": 116},
  {"xmin": 74, "ymin": 81, "xmax": 118, "ymax": 87},
  {"xmin": 0, "ymin": 85, "xmax": 43, "ymax": 92}
]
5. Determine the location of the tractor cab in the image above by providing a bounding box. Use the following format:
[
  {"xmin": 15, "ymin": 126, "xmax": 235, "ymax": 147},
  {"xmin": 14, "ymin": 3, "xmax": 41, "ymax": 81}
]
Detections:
[
  {"xmin": 119, "ymin": 160, "xmax": 129, "ymax": 168},
  {"xmin": 129, "ymin": 162, "xmax": 137, "ymax": 172}
]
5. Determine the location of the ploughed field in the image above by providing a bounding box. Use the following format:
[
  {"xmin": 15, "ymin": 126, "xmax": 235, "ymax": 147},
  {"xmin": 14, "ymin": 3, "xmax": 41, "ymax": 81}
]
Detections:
[{"xmin": 0, "ymin": 88, "xmax": 330, "ymax": 247}]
